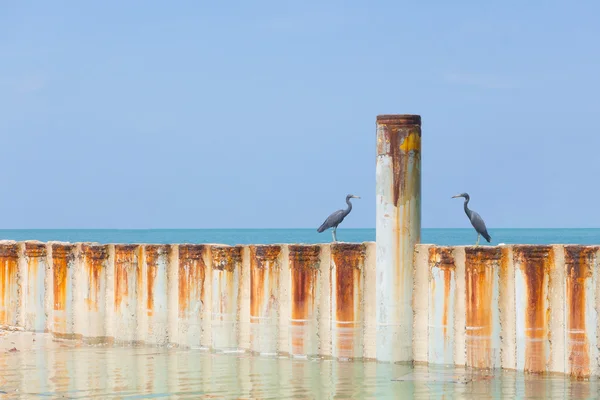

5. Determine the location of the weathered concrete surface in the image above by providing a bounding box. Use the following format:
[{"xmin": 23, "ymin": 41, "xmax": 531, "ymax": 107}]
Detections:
[
  {"xmin": 2, "ymin": 239, "xmax": 599, "ymax": 378},
  {"xmin": 415, "ymin": 244, "xmax": 600, "ymax": 379},
  {"xmin": 0, "ymin": 241, "xmax": 376, "ymax": 363},
  {"xmin": 376, "ymin": 114, "xmax": 422, "ymax": 363}
]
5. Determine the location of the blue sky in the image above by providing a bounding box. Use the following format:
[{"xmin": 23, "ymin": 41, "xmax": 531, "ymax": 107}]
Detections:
[{"xmin": 1, "ymin": 1, "xmax": 599, "ymax": 229}]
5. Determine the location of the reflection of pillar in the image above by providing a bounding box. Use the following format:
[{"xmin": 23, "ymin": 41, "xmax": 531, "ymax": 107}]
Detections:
[{"xmin": 375, "ymin": 114, "xmax": 422, "ymax": 362}]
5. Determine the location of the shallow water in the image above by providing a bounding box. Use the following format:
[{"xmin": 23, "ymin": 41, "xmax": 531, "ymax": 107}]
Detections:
[{"xmin": 0, "ymin": 334, "xmax": 597, "ymax": 399}]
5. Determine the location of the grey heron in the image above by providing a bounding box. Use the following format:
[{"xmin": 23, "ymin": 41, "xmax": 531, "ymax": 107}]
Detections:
[
  {"xmin": 317, "ymin": 194, "xmax": 360, "ymax": 242},
  {"xmin": 452, "ymin": 192, "xmax": 491, "ymax": 246}
]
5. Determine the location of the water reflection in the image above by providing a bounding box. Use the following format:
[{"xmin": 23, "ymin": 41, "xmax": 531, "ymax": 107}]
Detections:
[{"xmin": 0, "ymin": 343, "xmax": 598, "ymax": 399}]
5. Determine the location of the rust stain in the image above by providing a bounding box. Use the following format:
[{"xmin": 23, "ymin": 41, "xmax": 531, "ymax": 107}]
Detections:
[
  {"xmin": 0, "ymin": 244, "xmax": 19, "ymax": 325},
  {"xmin": 114, "ymin": 245, "xmax": 139, "ymax": 311},
  {"xmin": 24, "ymin": 243, "xmax": 46, "ymax": 303},
  {"xmin": 499, "ymin": 247, "xmax": 511, "ymax": 293},
  {"xmin": 211, "ymin": 246, "xmax": 242, "ymax": 272},
  {"xmin": 289, "ymin": 246, "xmax": 321, "ymax": 345},
  {"xmin": 290, "ymin": 246, "xmax": 320, "ymax": 321},
  {"xmin": 376, "ymin": 114, "xmax": 421, "ymax": 206},
  {"xmin": 81, "ymin": 245, "xmax": 108, "ymax": 312},
  {"xmin": 465, "ymin": 247, "xmax": 502, "ymax": 369},
  {"xmin": 289, "ymin": 245, "xmax": 321, "ymax": 352},
  {"xmin": 211, "ymin": 246, "xmax": 242, "ymax": 320},
  {"xmin": 52, "ymin": 244, "xmax": 75, "ymax": 312},
  {"xmin": 249, "ymin": 245, "xmax": 281, "ymax": 319},
  {"xmin": 564, "ymin": 246, "xmax": 597, "ymax": 379},
  {"xmin": 331, "ymin": 243, "xmax": 365, "ymax": 355},
  {"xmin": 137, "ymin": 246, "xmax": 144, "ymax": 313},
  {"xmin": 24, "ymin": 243, "xmax": 46, "ymax": 258},
  {"xmin": 178, "ymin": 245, "xmax": 207, "ymax": 317},
  {"xmin": 146, "ymin": 245, "xmax": 169, "ymax": 316},
  {"xmin": 429, "ymin": 247, "xmax": 455, "ymax": 340},
  {"xmin": 513, "ymin": 245, "xmax": 553, "ymax": 374}
]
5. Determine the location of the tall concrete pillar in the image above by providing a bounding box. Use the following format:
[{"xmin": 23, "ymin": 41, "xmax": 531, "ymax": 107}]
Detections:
[{"xmin": 375, "ymin": 114, "xmax": 422, "ymax": 362}]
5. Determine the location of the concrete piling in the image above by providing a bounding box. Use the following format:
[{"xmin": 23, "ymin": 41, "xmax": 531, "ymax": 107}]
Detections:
[
  {"xmin": 330, "ymin": 243, "xmax": 366, "ymax": 360},
  {"xmin": 21, "ymin": 242, "xmax": 47, "ymax": 332},
  {"xmin": 144, "ymin": 244, "xmax": 169, "ymax": 345},
  {"xmin": 79, "ymin": 244, "xmax": 108, "ymax": 341},
  {"xmin": 210, "ymin": 245, "xmax": 242, "ymax": 351},
  {"xmin": 464, "ymin": 247, "xmax": 502, "ymax": 370},
  {"xmin": 375, "ymin": 114, "xmax": 422, "ymax": 362},
  {"xmin": 112, "ymin": 244, "xmax": 142, "ymax": 344},
  {"xmin": 513, "ymin": 245, "xmax": 553, "ymax": 374},
  {"xmin": 427, "ymin": 246, "xmax": 456, "ymax": 365},
  {"xmin": 413, "ymin": 244, "xmax": 600, "ymax": 379},
  {"xmin": 1, "ymin": 239, "xmax": 600, "ymax": 378},
  {"xmin": 288, "ymin": 244, "xmax": 322, "ymax": 357},
  {"xmin": 564, "ymin": 246, "xmax": 599, "ymax": 378},
  {"xmin": 249, "ymin": 245, "xmax": 282, "ymax": 355},
  {"xmin": 0, "ymin": 241, "xmax": 19, "ymax": 327},
  {"xmin": 50, "ymin": 242, "xmax": 76, "ymax": 338},
  {"xmin": 177, "ymin": 244, "xmax": 209, "ymax": 348}
]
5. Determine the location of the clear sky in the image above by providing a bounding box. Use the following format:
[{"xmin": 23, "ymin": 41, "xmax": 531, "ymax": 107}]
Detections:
[{"xmin": 1, "ymin": 1, "xmax": 599, "ymax": 229}]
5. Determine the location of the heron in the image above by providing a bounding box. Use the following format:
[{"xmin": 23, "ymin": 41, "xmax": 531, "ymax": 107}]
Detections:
[
  {"xmin": 452, "ymin": 192, "xmax": 491, "ymax": 246},
  {"xmin": 317, "ymin": 194, "xmax": 360, "ymax": 242}
]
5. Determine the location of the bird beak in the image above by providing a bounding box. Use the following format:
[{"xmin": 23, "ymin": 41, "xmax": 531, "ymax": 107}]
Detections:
[
  {"xmin": 352, "ymin": 195, "xmax": 361, "ymax": 199},
  {"xmin": 451, "ymin": 194, "xmax": 460, "ymax": 198}
]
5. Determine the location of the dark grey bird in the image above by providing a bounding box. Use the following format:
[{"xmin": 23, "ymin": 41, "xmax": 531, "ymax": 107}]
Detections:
[
  {"xmin": 452, "ymin": 192, "xmax": 491, "ymax": 246},
  {"xmin": 317, "ymin": 194, "xmax": 360, "ymax": 242}
]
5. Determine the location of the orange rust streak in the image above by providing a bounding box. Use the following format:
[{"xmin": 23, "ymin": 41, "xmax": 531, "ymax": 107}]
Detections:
[
  {"xmin": 289, "ymin": 245, "xmax": 320, "ymax": 353},
  {"xmin": 465, "ymin": 258, "xmax": 493, "ymax": 368},
  {"xmin": 211, "ymin": 246, "xmax": 242, "ymax": 321},
  {"xmin": 114, "ymin": 246, "xmax": 137, "ymax": 311},
  {"xmin": 137, "ymin": 246, "xmax": 144, "ymax": 312},
  {"xmin": 28, "ymin": 257, "xmax": 39, "ymax": 288},
  {"xmin": 428, "ymin": 247, "xmax": 456, "ymax": 345},
  {"xmin": 250, "ymin": 246, "xmax": 281, "ymax": 320},
  {"xmin": 442, "ymin": 268, "xmax": 452, "ymax": 337},
  {"xmin": 250, "ymin": 264, "xmax": 265, "ymax": 318},
  {"xmin": 331, "ymin": 244, "xmax": 365, "ymax": 354},
  {"xmin": 0, "ymin": 252, "xmax": 18, "ymax": 324},
  {"xmin": 52, "ymin": 252, "xmax": 68, "ymax": 312},
  {"xmin": 146, "ymin": 246, "xmax": 166, "ymax": 316},
  {"xmin": 464, "ymin": 247, "xmax": 502, "ymax": 369},
  {"xmin": 178, "ymin": 245, "xmax": 206, "ymax": 318},
  {"xmin": 82, "ymin": 245, "xmax": 106, "ymax": 312},
  {"xmin": 515, "ymin": 246, "xmax": 552, "ymax": 374},
  {"xmin": 335, "ymin": 265, "xmax": 354, "ymax": 323},
  {"xmin": 291, "ymin": 267, "xmax": 317, "ymax": 322},
  {"xmin": 565, "ymin": 246, "xmax": 595, "ymax": 379},
  {"xmin": 380, "ymin": 122, "xmax": 421, "ymax": 206}
]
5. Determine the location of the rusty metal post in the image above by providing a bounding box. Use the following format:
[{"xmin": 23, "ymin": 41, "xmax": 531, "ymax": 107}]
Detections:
[{"xmin": 375, "ymin": 114, "xmax": 421, "ymax": 362}]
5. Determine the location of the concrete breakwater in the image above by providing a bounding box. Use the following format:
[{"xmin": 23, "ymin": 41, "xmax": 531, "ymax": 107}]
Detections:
[
  {"xmin": 414, "ymin": 244, "xmax": 600, "ymax": 379},
  {"xmin": 0, "ymin": 240, "xmax": 377, "ymax": 360},
  {"xmin": 1, "ymin": 240, "xmax": 599, "ymax": 378}
]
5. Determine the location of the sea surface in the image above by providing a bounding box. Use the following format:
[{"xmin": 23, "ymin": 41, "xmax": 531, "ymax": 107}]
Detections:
[
  {"xmin": 0, "ymin": 333, "xmax": 597, "ymax": 399},
  {"xmin": 0, "ymin": 228, "xmax": 600, "ymax": 245}
]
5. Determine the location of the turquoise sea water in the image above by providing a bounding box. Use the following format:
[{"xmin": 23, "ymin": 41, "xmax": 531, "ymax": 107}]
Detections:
[{"xmin": 1, "ymin": 228, "xmax": 600, "ymax": 245}]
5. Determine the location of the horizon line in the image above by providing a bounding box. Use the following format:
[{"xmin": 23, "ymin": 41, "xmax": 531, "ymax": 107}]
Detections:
[{"xmin": 0, "ymin": 227, "xmax": 599, "ymax": 231}]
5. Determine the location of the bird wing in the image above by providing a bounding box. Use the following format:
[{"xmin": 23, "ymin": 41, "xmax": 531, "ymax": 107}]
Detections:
[
  {"xmin": 317, "ymin": 209, "xmax": 345, "ymax": 232},
  {"xmin": 470, "ymin": 211, "xmax": 490, "ymax": 236}
]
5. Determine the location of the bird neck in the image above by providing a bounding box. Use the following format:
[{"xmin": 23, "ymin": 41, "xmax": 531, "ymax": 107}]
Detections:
[
  {"xmin": 463, "ymin": 197, "xmax": 471, "ymax": 218},
  {"xmin": 344, "ymin": 197, "xmax": 353, "ymax": 216}
]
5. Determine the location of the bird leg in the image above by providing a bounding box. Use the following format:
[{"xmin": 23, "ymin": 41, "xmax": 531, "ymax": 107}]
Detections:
[
  {"xmin": 475, "ymin": 234, "xmax": 480, "ymax": 247},
  {"xmin": 332, "ymin": 227, "xmax": 337, "ymax": 242}
]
